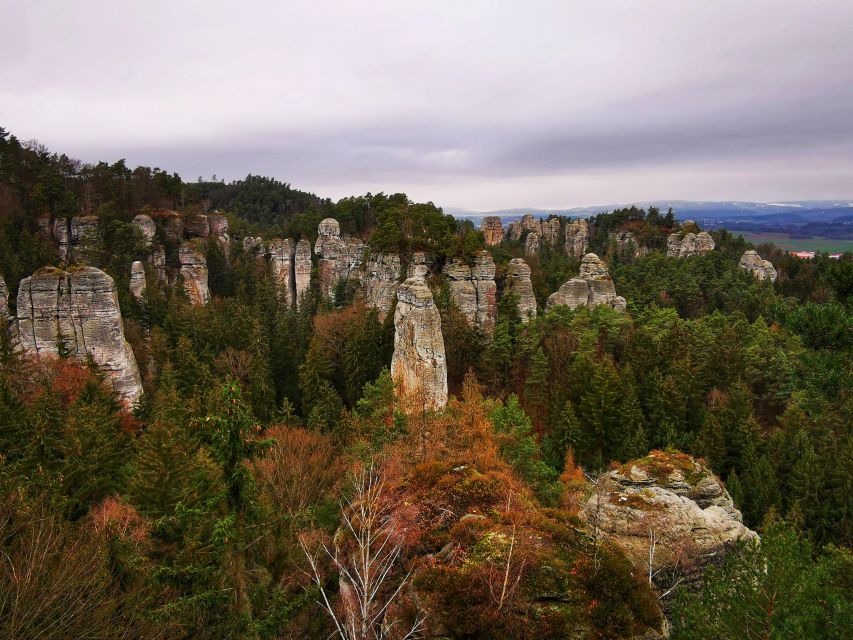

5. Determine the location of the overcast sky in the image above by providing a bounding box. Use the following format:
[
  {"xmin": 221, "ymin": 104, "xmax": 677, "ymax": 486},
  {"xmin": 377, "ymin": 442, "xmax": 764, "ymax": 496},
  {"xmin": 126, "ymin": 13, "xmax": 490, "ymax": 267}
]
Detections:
[{"xmin": 3, "ymin": 1, "xmax": 853, "ymax": 210}]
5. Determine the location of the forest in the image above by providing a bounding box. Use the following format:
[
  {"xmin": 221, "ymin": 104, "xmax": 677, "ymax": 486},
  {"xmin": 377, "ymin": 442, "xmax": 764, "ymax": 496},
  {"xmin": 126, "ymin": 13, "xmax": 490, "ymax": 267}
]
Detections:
[{"xmin": 0, "ymin": 127, "xmax": 851, "ymax": 639}]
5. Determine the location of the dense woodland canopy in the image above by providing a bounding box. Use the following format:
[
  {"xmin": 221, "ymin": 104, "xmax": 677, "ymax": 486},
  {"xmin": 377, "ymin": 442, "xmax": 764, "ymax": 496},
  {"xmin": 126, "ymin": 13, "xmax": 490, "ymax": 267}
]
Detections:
[{"xmin": 0, "ymin": 127, "xmax": 851, "ymax": 639}]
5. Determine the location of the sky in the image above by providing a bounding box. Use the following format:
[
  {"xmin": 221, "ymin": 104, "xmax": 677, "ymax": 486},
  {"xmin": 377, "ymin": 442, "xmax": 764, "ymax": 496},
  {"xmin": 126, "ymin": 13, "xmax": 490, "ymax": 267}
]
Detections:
[{"xmin": 2, "ymin": 0, "xmax": 853, "ymax": 211}]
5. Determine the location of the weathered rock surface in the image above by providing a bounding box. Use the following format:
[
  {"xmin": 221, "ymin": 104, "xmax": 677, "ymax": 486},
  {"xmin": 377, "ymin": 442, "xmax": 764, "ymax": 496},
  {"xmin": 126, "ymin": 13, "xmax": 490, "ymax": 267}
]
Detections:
[
  {"xmin": 184, "ymin": 214, "xmax": 210, "ymax": 238},
  {"xmin": 523, "ymin": 232, "xmax": 540, "ymax": 257},
  {"xmin": 130, "ymin": 261, "xmax": 146, "ymax": 301},
  {"xmin": 580, "ymin": 451, "xmax": 757, "ymax": 596},
  {"xmin": 178, "ymin": 243, "xmax": 210, "ymax": 305},
  {"xmin": 151, "ymin": 245, "xmax": 167, "ymax": 284},
  {"xmin": 391, "ymin": 277, "xmax": 447, "ymax": 410},
  {"xmin": 546, "ymin": 253, "xmax": 624, "ymax": 311},
  {"xmin": 611, "ymin": 230, "xmax": 648, "ymax": 258},
  {"xmin": 445, "ymin": 251, "xmax": 497, "ymax": 333},
  {"xmin": 294, "ymin": 239, "xmax": 312, "ymax": 307},
  {"xmin": 541, "ymin": 218, "xmax": 562, "ymax": 247},
  {"xmin": 739, "ymin": 250, "xmax": 777, "ymax": 282},
  {"xmin": 152, "ymin": 210, "xmax": 184, "ymax": 242},
  {"xmin": 314, "ymin": 218, "xmax": 365, "ymax": 299},
  {"xmin": 407, "ymin": 251, "xmax": 431, "ymax": 279},
  {"xmin": 16, "ymin": 267, "xmax": 143, "ymax": 407},
  {"xmin": 480, "ymin": 216, "xmax": 504, "ymax": 246},
  {"xmin": 268, "ymin": 238, "xmax": 296, "ymax": 305},
  {"xmin": 564, "ymin": 219, "xmax": 589, "ymax": 257},
  {"xmin": 505, "ymin": 258, "xmax": 537, "ymax": 322},
  {"xmin": 666, "ymin": 231, "xmax": 715, "ymax": 258},
  {"xmin": 207, "ymin": 213, "xmax": 230, "ymax": 253},
  {"xmin": 0, "ymin": 274, "xmax": 8, "ymax": 318},
  {"xmin": 131, "ymin": 214, "xmax": 156, "ymax": 247},
  {"xmin": 363, "ymin": 253, "xmax": 401, "ymax": 321},
  {"xmin": 53, "ymin": 216, "xmax": 99, "ymax": 264}
]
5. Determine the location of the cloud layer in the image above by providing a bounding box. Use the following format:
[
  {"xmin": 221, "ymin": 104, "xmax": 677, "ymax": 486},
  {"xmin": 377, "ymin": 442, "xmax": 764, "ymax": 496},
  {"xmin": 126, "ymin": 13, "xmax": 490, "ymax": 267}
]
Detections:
[{"xmin": 3, "ymin": 0, "xmax": 852, "ymax": 209}]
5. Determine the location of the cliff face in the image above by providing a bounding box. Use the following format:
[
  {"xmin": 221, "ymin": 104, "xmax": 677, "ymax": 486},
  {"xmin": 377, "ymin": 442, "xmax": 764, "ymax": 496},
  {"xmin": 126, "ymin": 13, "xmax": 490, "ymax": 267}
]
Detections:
[
  {"xmin": 480, "ymin": 216, "xmax": 504, "ymax": 246},
  {"xmin": 268, "ymin": 238, "xmax": 296, "ymax": 305},
  {"xmin": 0, "ymin": 274, "xmax": 8, "ymax": 319},
  {"xmin": 363, "ymin": 252, "xmax": 401, "ymax": 321},
  {"xmin": 15, "ymin": 267, "xmax": 143, "ymax": 407},
  {"xmin": 314, "ymin": 218, "xmax": 366, "ymax": 300},
  {"xmin": 178, "ymin": 243, "xmax": 210, "ymax": 305},
  {"xmin": 391, "ymin": 277, "xmax": 447, "ymax": 410},
  {"xmin": 580, "ymin": 451, "xmax": 757, "ymax": 598},
  {"xmin": 739, "ymin": 250, "xmax": 777, "ymax": 282},
  {"xmin": 666, "ymin": 231, "xmax": 715, "ymax": 257},
  {"xmin": 546, "ymin": 253, "xmax": 626, "ymax": 312},
  {"xmin": 523, "ymin": 231, "xmax": 540, "ymax": 257},
  {"xmin": 294, "ymin": 239, "xmax": 312, "ymax": 307},
  {"xmin": 564, "ymin": 219, "xmax": 589, "ymax": 257},
  {"xmin": 40, "ymin": 215, "xmax": 100, "ymax": 264},
  {"xmin": 505, "ymin": 258, "xmax": 537, "ymax": 322},
  {"xmin": 129, "ymin": 261, "xmax": 146, "ymax": 300},
  {"xmin": 131, "ymin": 214, "xmax": 156, "ymax": 248},
  {"xmin": 445, "ymin": 251, "xmax": 497, "ymax": 334}
]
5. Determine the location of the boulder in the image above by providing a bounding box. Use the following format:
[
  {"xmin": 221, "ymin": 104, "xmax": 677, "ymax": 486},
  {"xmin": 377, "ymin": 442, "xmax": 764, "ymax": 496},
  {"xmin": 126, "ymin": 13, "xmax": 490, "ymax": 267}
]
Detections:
[
  {"xmin": 15, "ymin": 266, "xmax": 143, "ymax": 407},
  {"xmin": 739, "ymin": 250, "xmax": 777, "ymax": 282},
  {"xmin": 129, "ymin": 261, "xmax": 146, "ymax": 300},
  {"xmin": 580, "ymin": 451, "xmax": 757, "ymax": 597},
  {"xmin": 391, "ymin": 277, "xmax": 447, "ymax": 410},
  {"xmin": 313, "ymin": 218, "xmax": 366, "ymax": 300},
  {"xmin": 445, "ymin": 251, "xmax": 497, "ymax": 333},
  {"xmin": 294, "ymin": 239, "xmax": 312, "ymax": 307},
  {"xmin": 667, "ymin": 230, "xmax": 715, "ymax": 257},
  {"xmin": 480, "ymin": 216, "xmax": 504, "ymax": 246},
  {"xmin": 564, "ymin": 219, "xmax": 589, "ymax": 257},
  {"xmin": 546, "ymin": 253, "xmax": 623, "ymax": 311},
  {"xmin": 363, "ymin": 253, "xmax": 401, "ymax": 321},
  {"xmin": 268, "ymin": 238, "xmax": 296, "ymax": 305},
  {"xmin": 178, "ymin": 243, "xmax": 210, "ymax": 305},
  {"xmin": 131, "ymin": 214, "xmax": 156, "ymax": 248},
  {"xmin": 505, "ymin": 258, "xmax": 537, "ymax": 322}
]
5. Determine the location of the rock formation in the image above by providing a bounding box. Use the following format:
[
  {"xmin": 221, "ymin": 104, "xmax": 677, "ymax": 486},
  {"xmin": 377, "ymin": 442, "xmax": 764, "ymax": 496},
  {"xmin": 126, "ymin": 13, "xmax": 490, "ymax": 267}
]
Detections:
[
  {"xmin": 178, "ymin": 243, "xmax": 210, "ymax": 305},
  {"xmin": 130, "ymin": 261, "xmax": 146, "ymax": 301},
  {"xmin": 184, "ymin": 214, "xmax": 210, "ymax": 238},
  {"xmin": 15, "ymin": 267, "xmax": 143, "ymax": 407},
  {"xmin": 523, "ymin": 232, "xmax": 540, "ymax": 257},
  {"xmin": 0, "ymin": 274, "xmax": 8, "ymax": 318},
  {"xmin": 207, "ymin": 213, "xmax": 231, "ymax": 253},
  {"xmin": 313, "ymin": 218, "xmax": 366, "ymax": 300},
  {"xmin": 546, "ymin": 253, "xmax": 626, "ymax": 312},
  {"xmin": 268, "ymin": 238, "xmax": 296, "ymax": 305},
  {"xmin": 363, "ymin": 253, "xmax": 401, "ymax": 321},
  {"xmin": 294, "ymin": 239, "xmax": 312, "ymax": 306},
  {"xmin": 131, "ymin": 214, "xmax": 156, "ymax": 248},
  {"xmin": 407, "ymin": 251, "xmax": 431, "ymax": 279},
  {"xmin": 610, "ymin": 230, "xmax": 648, "ymax": 258},
  {"xmin": 52, "ymin": 216, "xmax": 100, "ymax": 264},
  {"xmin": 564, "ymin": 219, "xmax": 589, "ymax": 257},
  {"xmin": 739, "ymin": 250, "xmax": 777, "ymax": 282},
  {"xmin": 580, "ymin": 451, "xmax": 757, "ymax": 596},
  {"xmin": 505, "ymin": 258, "xmax": 537, "ymax": 322},
  {"xmin": 541, "ymin": 217, "xmax": 562, "ymax": 247},
  {"xmin": 152, "ymin": 210, "xmax": 184, "ymax": 242},
  {"xmin": 666, "ymin": 231, "xmax": 715, "ymax": 258},
  {"xmin": 445, "ymin": 251, "xmax": 497, "ymax": 333},
  {"xmin": 151, "ymin": 245, "xmax": 167, "ymax": 284},
  {"xmin": 391, "ymin": 276, "xmax": 447, "ymax": 410},
  {"xmin": 480, "ymin": 216, "xmax": 504, "ymax": 246}
]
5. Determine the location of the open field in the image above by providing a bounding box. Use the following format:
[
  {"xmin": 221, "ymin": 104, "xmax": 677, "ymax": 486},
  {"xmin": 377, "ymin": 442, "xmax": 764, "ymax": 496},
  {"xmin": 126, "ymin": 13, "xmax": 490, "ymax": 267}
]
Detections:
[{"xmin": 735, "ymin": 231, "xmax": 853, "ymax": 253}]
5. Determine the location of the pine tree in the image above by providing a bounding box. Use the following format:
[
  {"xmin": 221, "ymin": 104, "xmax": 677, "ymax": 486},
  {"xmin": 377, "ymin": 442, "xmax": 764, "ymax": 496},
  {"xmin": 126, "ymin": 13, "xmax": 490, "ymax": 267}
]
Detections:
[{"xmin": 523, "ymin": 347, "xmax": 550, "ymax": 431}]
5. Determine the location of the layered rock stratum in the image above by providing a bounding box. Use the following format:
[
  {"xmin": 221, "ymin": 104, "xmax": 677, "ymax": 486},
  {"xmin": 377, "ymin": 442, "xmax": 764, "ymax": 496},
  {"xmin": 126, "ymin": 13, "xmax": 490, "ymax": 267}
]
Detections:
[
  {"xmin": 391, "ymin": 276, "xmax": 447, "ymax": 410},
  {"xmin": 546, "ymin": 253, "xmax": 627, "ymax": 312},
  {"xmin": 564, "ymin": 219, "xmax": 589, "ymax": 257},
  {"xmin": 0, "ymin": 274, "xmax": 8, "ymax": 319},
  {"xmin": 314, "ymin": 218, "xmax": 366, "ymax": 300},
  {"xmin": 15, "ymin": 266, "xmax": 143, "ymax": 407},
  {"xmin": 739, "ymin": 250, "xmax": 777, "ymax": 282},
  {"xmin": 178, "ymin": 243, "xmax": 210, "ymax": 305},
  {"xmin": 363, "ymin": 252, "xmax": 401, "ymax": 321},
  {"xmin": 480, "ymin": 216, "xmax": 504, "ymax": 246},
  {"xmin": 268, "ymin": 238, "xmax": 296, "ymax": 305},
  {"xmin": 445, "ymin": 250, "xmax": 497, "ymax": 333},
  {"xmin": 130, "ymin": 261, "xmax": 146, "ymax": 301},
  {"xmin": 505, "ymin": 258, "xmax": 537, "ymax": 322}
]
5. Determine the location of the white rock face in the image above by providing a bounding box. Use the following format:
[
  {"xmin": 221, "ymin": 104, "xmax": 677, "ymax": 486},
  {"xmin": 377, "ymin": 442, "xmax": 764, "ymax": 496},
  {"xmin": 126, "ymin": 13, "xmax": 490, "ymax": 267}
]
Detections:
[
  {"xmin": 132, "ymin": 214, "xmax": 157, "ymax": 248},
  {"xmin": 130, "ymin": 261, "xmax": 146, "ymax": 301},
  {"xmin": 505, "ymin": 258, "xmax": 537, "ymax": 322},
  {"xmin": 54, "ymin": 216, "xmax": 99, "ymax": 264},
  {"xmin": 739, "ymin": 250, "xmax": 777, "ymax": 282},
  {"xmin": 546, "ymin": 253, "xmax": 624, "ymax": 311},
  {"xmin": 178, "ymin": 243, "xmax": 210, "ymax": 305},
  {"xmin": 564, "ymin": 219, "xmax": 589, "ymax": 257},
  {"xmin": 445, "ymin": 251, "xmax": 497, "ymax": 334},
  {"xmin": 294, "ymin": 239, "xmax": 312, "ymax": 307},
  {"xmin": 207, "ymin": 213, "xmax": 231, "ymax": 254},
  {"xmin": 363, "ymin": 253, "xmax": 402, "ymax": 321},
  {"xmin": 407, "ymin": 252, "xmax": 431, "ymax": 279},
  {"xmin": 268, "ymin": 238, "xmax": 296, "ymax": 306},
  {"xmin": 314, "ymin": 218, "xmax": 366, "ymax": 300},
  {"xmin": 16, "ymin": 267, "xmax": 143, "ymax": 408},
  {"xmin": 391, "ymin": 277, "xmax": 448, "ymax": 411}
]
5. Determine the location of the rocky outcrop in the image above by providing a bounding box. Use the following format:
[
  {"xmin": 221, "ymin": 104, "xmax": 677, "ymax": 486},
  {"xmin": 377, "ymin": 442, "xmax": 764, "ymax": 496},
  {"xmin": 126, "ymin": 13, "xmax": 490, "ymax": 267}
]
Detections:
[
  {"xmin": 294, "ymin": 239, "xmax": 312, "ymax": 307},
  {"xmin": 130, "ymin": 261, "xmax": 146, "ymax": 301},
  {"xmin": 15, "ymin": 267, "xmax": 143, "ymax": 407},
  {"xmin": 541, "ymin": 218, "xmax": 562, "ymax": 247},
  {"xmin": 666, "ymin": 231, "xmax": 715, "ymax": 258},
  {"xmin": 480, "ymin": 216, "xmax": 504, "ymax": 246},
  {"xmin": 52, "ymin": 216, "xmax": 100, "ymax": 264},
  {"xmin": 739, "ymin": 250, "xmax": 777, "ymax": 282},
  {"xmin": 207, "ymin": 213, "xmax": 230, "ymax": 253},
  {"xmin": 152, "ymin": 210, "xmax": 184, "ymax": 242},
  {"xmin": 391, "ymin": 277, "xmax": 447, "ymax": 410},
  {"xmin": 268, "ymin": 238, "xmax": 296, "ymax": 305},
  {"xmin": 546, "ymin": 253, "xmax": 626, "ymax": 312},
  {"xmin": 0, "ymin": 274, "xmax": 8, "ymax": 319},
  {"xmin": 564, "ymin": 219, "xmax": 589, "ymax": 257},
  {"xmin": 580, "ymin": 451, "xmax": 757, "ymax": 597},
  {"xmin": 178, "ymin": 243, "xmax": 209, "ymax": 305},
  {"xmin": 363, "ymin": 253, "xmax": 401, "ymax": 321},
  {"xmin": 184, "ymin": 214, "xmax": 209, "ymax": 238},
  {"xmin": 314, "ymin": 218, "xmax": 366, "ymax": 300},
  {"xmin": 445, "ymin": 251, "xmax": 497, "ymax": 334},
  {"xmin": 407, "ymin": 251, "xmax": 431, "ymax": 279},
  {"xmin": 523, "ymin": 232, "xmax": 540, "ymax": 257},
  {"xmin": 131, "ymin": 214, "xmax": 156, "ymax": 248},
  {"xmin": 151, "ymin": 245, "xmax": 167, "ymax": 284},
  {"xmin": 610, "ymin": 231, "xmax": 648, "ymax": 258},
  {"xmin": 505, "ymin": 258, "xmax": 537, "ymax": 322}
]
